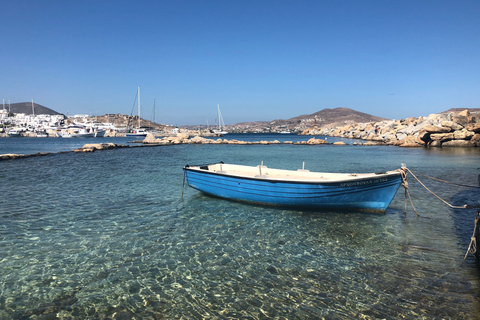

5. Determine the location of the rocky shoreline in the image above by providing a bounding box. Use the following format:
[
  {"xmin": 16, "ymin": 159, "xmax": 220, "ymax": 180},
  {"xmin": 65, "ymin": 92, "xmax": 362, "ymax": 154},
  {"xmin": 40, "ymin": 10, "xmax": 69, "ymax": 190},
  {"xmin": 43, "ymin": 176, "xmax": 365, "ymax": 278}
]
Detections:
[
  {"xmin": 301, "ymin": 109, "xmax": 480, "ymax": 148},
  {"xmin": 2, "ymin": 110, "xmax": 479, "ymax": 161}
]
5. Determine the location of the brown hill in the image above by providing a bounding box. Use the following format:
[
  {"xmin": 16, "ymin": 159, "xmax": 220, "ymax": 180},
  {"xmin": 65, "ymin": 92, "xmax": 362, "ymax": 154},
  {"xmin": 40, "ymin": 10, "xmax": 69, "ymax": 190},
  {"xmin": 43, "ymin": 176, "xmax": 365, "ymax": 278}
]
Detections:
[
  {"xmin": 5, "ymin": 102, "xmax": 62, "ymax": 115},
  {"xmin": 441, "ymin": 108, "xmax": 480, "ymax": 114},
  {"xmin": 228, "ymin": 107, "xmax": 388, "ymax": 132},
  {"xmin": 287, "ymin": 107, "xmax": 387, "ymax": 127}
]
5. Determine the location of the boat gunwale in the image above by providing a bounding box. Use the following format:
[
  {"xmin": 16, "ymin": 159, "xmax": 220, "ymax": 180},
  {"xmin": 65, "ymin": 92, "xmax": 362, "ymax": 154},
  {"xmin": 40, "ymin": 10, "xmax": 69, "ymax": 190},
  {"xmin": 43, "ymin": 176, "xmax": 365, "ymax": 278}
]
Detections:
[{"xmin": 183, "ymin": 163, "xmax": 402, "ymax": 185}]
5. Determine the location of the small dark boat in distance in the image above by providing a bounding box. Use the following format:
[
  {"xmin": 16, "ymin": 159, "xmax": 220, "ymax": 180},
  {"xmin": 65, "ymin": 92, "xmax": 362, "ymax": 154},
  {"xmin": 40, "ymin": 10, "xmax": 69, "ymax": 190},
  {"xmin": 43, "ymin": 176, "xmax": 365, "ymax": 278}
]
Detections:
[{"xmin": 183, "ymin": 162, "xmax": 404, "ymax": 213}]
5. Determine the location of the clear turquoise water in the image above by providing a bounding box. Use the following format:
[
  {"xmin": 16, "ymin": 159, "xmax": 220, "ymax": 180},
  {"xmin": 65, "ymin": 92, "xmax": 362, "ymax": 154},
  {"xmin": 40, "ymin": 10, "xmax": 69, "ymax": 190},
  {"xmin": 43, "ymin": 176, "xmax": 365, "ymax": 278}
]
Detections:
[{"xmin": 1, "ymin": 136, "xmax": 480, "ymax": 319}]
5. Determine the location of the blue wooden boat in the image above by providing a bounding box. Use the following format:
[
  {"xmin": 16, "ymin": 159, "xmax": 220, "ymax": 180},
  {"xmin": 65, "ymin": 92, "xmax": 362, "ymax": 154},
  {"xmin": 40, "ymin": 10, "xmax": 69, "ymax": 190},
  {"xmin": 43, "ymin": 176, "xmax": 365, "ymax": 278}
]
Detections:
[{"xmin": 183, "ymin": 162, "xmax": 404, "ymax": 213}]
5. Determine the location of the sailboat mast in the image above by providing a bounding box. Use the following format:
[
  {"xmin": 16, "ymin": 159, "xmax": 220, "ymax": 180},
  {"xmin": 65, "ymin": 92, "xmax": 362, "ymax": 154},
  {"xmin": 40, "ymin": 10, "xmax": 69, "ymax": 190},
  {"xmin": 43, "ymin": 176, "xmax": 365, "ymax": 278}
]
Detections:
[
  {"xmin": 137, "ymin": 86, "xmax": 141, "ymax": 129},
  {"xmin": 217, "ymin": 104, "xmax": 221, "ymax": 131},
  {"xmin": 32, "ymin": 99, "xmax": 34, "ymax": 117}
]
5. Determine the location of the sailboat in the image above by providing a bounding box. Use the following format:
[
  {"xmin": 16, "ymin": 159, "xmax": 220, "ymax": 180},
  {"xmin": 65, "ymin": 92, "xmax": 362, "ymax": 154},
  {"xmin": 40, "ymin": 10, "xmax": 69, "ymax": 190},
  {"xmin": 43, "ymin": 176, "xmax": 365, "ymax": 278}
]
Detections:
[
  {"xmin": 126, "ymin": 86, "xmax": 148, "ymax": 137},
  {"xmin": 213, "ymin": 104, "xmax": 228, "ymax": 135}
]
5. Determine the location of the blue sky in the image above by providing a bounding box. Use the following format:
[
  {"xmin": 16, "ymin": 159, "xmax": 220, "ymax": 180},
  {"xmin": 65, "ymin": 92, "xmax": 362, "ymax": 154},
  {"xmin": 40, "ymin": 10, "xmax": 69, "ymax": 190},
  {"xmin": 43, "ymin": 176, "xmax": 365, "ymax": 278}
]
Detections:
[{"xmin": 1, "ymin": 0, "xmax": 479, "ymax": 125}]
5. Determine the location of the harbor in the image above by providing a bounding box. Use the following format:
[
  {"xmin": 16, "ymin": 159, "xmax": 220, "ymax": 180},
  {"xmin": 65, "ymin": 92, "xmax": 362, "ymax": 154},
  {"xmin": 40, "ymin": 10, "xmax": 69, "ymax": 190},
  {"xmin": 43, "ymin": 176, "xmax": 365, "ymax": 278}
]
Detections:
[
  {"xmin": 2, "ymin": 1, "xmax": 479, "ymax": 317},
  {"xmin": 1, "ymin": 136, "xmax": 480, "ymax": 318}
]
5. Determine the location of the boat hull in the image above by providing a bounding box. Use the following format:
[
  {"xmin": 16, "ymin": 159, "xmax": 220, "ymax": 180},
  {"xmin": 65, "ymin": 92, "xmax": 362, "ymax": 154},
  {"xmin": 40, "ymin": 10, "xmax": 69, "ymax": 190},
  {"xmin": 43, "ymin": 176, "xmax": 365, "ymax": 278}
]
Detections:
[
  {"xmin": 126, "ymin": 133, "xmax": 148, "ymax": 137},
  {"xmin": 59, "ymin": 133, "xmax": 96, "ymax": 138},
  {"xmin": 184, "ymin": 164, "xmax": 403, "ymax": 213},
  {"xmin": 95, "ymin": 130, "xmax": 107, "ymax": 137}
]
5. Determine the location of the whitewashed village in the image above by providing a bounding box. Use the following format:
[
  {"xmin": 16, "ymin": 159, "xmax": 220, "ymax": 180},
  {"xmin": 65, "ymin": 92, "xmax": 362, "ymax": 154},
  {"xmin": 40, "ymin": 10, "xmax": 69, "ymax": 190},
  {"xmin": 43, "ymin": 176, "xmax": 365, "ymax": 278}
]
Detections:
[{"xmin": 0, "ymin": 100, "xmax": 178, "ymax": 138}]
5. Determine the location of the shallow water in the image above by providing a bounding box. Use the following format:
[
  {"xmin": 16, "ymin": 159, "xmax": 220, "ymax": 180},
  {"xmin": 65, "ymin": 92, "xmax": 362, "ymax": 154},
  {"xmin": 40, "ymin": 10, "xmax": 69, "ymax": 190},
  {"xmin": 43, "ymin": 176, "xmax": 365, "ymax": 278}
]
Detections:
[{"xmin": 1, "ymin": 137, "xmax": 480, "ymax": 319}]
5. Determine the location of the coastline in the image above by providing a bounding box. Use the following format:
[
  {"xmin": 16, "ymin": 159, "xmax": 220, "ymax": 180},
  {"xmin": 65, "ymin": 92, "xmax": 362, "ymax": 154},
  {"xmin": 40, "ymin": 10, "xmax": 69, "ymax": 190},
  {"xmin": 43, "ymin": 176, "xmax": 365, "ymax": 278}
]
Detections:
[{"xmin": 1, "ymin": 110, "xmax": 479, "ymax": 159}]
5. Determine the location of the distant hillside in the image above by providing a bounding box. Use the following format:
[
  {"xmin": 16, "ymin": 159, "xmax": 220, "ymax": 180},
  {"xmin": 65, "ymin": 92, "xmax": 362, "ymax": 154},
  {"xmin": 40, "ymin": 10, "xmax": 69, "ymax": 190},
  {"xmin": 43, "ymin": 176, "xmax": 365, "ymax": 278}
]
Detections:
[
  {"xmin": 4, "ymin": 102, "xmax": 62, "ymax": 115},
  {"xmin": 287, "ymin": 107, "xmax": 387, "ymax": 126},
  {"xmin": 229, "ymin": 120, "xmax": 270, "ymax": 127},
  {"xmin": 228, "ymin": 107, "xmax": 388, "ymax": 132},
  {"xmin": 441, "ymin": 108, "xmax": 480, "ymax": 114}
]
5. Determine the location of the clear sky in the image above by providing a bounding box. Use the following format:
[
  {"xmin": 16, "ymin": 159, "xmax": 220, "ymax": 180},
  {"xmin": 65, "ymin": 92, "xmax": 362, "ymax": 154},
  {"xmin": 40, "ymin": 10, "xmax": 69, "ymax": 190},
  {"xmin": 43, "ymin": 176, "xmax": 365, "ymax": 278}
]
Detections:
[{"xmin": 1, "ymin": 0, "xmax": 479, "ymax": 125}]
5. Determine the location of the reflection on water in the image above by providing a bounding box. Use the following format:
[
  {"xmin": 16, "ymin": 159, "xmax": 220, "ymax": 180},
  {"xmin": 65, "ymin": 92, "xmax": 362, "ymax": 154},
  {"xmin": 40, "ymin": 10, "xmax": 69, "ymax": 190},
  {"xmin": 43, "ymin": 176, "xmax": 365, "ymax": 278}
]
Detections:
[{"xmin": 0, "ymin": 141, "xmax": 479, "ymax": 319}]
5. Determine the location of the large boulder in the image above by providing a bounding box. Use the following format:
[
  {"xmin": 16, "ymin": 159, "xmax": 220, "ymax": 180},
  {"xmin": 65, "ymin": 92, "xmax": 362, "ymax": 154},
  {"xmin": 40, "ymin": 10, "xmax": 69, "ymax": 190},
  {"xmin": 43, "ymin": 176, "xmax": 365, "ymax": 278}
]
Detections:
[
  {"xmin": 307, "ymin": 138, "xmax": 329, "ymax": 145},
  {"xmin": 466, "ymin": 123, "xmax": 480, "ymax": 133},
  {"xmin": 75, "ymin": 143, "xmax": 118, "ymax": 152},
  {"xmin": 189, "ymin": 136, "xmax": 212, "ymax": 144},
  {"xmin": 442, "ymin": 140, "xmax": 477, "ymax": 147},
  {"xmin": 424, "ymin": 125, "xmax": 451, "ymax": 133},
  {"xmin": 177, "ymin": 132, "xmax": 190, "ymax": 140},
  {"xmin": 471, "ymin": 134, "xmax": 480, "ymax": 145},
  {"xmin": 143, "ymin": 133, "xmax": 158, "ymax": 144},
  {"xmin": 441, "ymin": 121, "xmax": 464, "ymax": 131},
  {"xmin": 394, "ymin": 136, "xmax": 425, "ymax": 147},
  {"xmin": 451, "ymin": 113, "xmax": 469, "ymax": 128},
  {"xmin": 453, "ymin": 129, "xmax": 475, "ymax": 140},
  {"xmin": 430, "ymin": 132, "xmax": 454, "ymax": 142}
]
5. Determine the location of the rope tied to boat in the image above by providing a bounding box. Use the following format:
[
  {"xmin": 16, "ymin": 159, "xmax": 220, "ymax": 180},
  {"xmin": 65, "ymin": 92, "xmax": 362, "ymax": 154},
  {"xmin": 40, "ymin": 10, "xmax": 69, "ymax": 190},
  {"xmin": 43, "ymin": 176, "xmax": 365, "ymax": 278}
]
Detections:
[
  {"xmin": 462, "ymin": 211, "xmax": 480, "ymax": 264},
  {"xmin": 409, "ymin": 169, "xmax": 480, "ymax": 189},
  {"xmin": 403, "ymin": 167, "xmax": 480, "ymax": 210},
  {"xmin": 398, "ymin": 167, "xmax": 419, "ymax": 216},
  {"xmin": 399, "ymin": 166, "xmax": 480, "ymax": 263},
  {"xmin": 181, "ymin": 170, "xmax": 186, "ymax": 201}
]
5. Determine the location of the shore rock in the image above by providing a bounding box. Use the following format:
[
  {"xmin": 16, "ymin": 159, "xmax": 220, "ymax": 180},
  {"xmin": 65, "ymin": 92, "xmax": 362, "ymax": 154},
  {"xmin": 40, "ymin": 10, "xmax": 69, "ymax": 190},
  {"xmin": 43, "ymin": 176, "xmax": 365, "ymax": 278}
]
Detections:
[
  {"xmin": 466, "ymin": 123, "xmax": 480, "ymax": 133},
  {"xmin": 394, "ymin": 136, "xmax": 425, "ymax": 147},
  {"xmin": 0, "ymin": 152, "xmax": 52, "ymax": 160},
  {"xmin": 303, "ymin": 109, "xmax": 479, "ymax": 148},
  {"xmin": 307, "ymin": 138, "xmax": 329, "ymax": 145},
  {"xmin": 73, "ymin": 143, "xmax": 119, "ymax": 152},
  {"xmin": 0, "ymin": 153, "xmax": 23, "ymax": 160},
  {"xmin": 143, "ymin": 134, "xmax": 158, "ymax": 144},
  {"xmin": 424, "ymin": 125, "xmax": 451, "ymax": 133}
]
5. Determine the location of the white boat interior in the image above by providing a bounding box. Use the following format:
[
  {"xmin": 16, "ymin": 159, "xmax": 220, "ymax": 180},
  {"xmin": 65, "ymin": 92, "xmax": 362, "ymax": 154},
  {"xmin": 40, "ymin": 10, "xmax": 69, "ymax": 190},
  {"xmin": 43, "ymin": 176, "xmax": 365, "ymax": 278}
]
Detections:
[{"xmin": 189, "ymin": 163, "xmax": 400, "ymax": 182}]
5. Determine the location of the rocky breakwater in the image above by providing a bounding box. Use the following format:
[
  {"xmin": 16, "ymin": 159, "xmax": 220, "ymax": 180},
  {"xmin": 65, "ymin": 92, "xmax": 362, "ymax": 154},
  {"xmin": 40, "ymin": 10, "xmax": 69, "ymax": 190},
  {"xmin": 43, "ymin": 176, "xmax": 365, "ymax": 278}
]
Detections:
[
  {"xmin": 73, "ymin": 143, "xmax": 122, "ymax": 152},
  {"xmin": 143, "ymin": 133, "xmax": 330, "ymax": 146},
  {"xmin": 301, "ymin": 110, "xmax": 480, "ymax": 148},
  {"xmin": 0, "ymin": 152, "xmax": 53, "ymax": 160},
  {"xmin": 0, "ymin": 137, "xmax": 334, "ymax": 161}
]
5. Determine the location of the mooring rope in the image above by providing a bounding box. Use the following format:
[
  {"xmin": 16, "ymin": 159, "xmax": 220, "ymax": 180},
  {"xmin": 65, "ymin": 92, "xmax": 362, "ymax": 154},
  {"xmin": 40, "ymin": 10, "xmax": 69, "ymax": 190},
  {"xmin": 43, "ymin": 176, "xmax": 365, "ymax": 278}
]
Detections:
[
  {"xmin": 399, "ymin": 167, "xmax": 480, "ymax": 263},
  {"xmin": 462, "ymin": 211, "xmax": 480, "ymax": 264},
  {"xmin": 181, "ymin": 170, "xmax": 186, "ymax": 201},
  {"xmin": 403, "ymin": 167, "xmax": 479, "ymax": 210},
  {"xmin": 399, "ymin": 168, "xmax": 419, "ymax": 216},
  {"xmin": 409, "ymin": 169, "xmax": 480, "ymax": 189}
]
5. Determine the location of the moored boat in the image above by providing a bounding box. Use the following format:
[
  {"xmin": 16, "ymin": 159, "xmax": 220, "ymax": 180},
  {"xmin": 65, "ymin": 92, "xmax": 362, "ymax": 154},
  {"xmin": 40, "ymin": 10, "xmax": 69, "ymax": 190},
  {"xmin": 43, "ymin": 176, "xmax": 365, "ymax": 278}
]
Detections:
[
  {"xmin": 126, "ymin": 128, "xmax": 148, "ymax": 137},
  {"xmin": 126, "ymin": 86, "xmax": 149, "ymax": 138},
  {"xmin": 212, "ymin": 104, "xmax": 228, "ymax": 135},
  {"xmin": 183, "ymin": 162, "xmax": 404, "ymax": 213},
  {"xmin": 57, "ymin": 125, "xmax": 95, "ymax": 138},
  {"xmin": 94, "ymin": 129, "xmax": 107, "ymax": 137},
  {"xmin": 7, "ymin": 128, "xmax": 23, "ymax": 137},
  {"xmin": 35, "ymin": 130, "xmax": 48, "ymax": 138}
]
